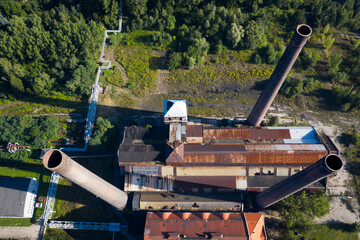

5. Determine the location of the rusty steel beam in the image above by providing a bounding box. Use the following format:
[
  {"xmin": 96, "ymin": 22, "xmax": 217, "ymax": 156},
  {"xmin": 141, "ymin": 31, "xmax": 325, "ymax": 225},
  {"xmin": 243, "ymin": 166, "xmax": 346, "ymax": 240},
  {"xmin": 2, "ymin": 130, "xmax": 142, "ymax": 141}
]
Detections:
[
  {"xmin": 43, "ymin": 149, "xmax": 128, "ymax": 210},
  {"xmin": 247, "ymin": 24, "xmax": 312, "ymax": 126},
  {"xmin": 256, "ymin": 154, "xmax": 343, "ymax": 208}
]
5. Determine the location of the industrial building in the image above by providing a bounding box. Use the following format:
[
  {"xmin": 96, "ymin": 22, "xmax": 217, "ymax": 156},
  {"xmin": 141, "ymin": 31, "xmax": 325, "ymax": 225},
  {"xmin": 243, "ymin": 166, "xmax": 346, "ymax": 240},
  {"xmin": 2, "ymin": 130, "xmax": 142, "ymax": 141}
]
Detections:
[
  {"xmin": 118, "ymin": 124, "xmax": 337, "ymax": 197},
  {"xmin": 0, "ymin": 177, "xmax": 39, "ymax": 218},
  {"xmin": 144, "ymin": 212, "xmax": 266, "ymax": 240},
  {"xmin": 42, "ymin": 24, "xmax": 345, "ymax": 239}
]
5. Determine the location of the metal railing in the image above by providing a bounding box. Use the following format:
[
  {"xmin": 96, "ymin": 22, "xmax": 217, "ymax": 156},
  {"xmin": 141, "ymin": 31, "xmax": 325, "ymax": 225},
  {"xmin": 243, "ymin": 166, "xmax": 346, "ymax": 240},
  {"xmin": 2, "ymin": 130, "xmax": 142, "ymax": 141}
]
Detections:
[{"xmin": 43, "ymin": 172, "xmax": 61, "ymax": 225}]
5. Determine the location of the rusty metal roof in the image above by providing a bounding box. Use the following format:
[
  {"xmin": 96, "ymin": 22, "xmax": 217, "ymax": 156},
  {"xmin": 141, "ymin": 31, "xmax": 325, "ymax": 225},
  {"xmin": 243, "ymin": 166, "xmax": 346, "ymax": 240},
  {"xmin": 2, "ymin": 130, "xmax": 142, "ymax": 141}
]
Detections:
[
  {"xmin": 204, "ymin": 128, "xmax": 251, "ymax": 140},
  {"xmin": 203, "ymin": 127, "xmax": 291, "ymax": 140},
  {"xmin": 144, "ymin": 212, "xmax": 250, "ymax": 239},
  {"xmin": 245, "ymin": 144, "xmax": 327, "ymax": 152},
  {"xmin": 119, "ymin": 126, "xmax": 330, "ymax": 166},
  {"xmin": 186, "ymin": 125, "xmax": 203, "ymax": 138},
  {"xmin": 183, "ymin": 151, "xmax": 328, "ymax": 165},
  {"xmin": 174, "ymin": 176, "xmax": 237, "ymax": 191},
  {"xmin": 185, "ymin": 144, "xmax": 246, "ymax": 152}
]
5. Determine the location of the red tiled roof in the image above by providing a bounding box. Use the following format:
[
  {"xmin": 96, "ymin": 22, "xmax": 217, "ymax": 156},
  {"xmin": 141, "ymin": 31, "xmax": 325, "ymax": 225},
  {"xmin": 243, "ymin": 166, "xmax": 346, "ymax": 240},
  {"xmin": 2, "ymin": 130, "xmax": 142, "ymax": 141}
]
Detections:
[{"xmin": 144, "ymin": 212, "xmax": 249, "ymax": 240}]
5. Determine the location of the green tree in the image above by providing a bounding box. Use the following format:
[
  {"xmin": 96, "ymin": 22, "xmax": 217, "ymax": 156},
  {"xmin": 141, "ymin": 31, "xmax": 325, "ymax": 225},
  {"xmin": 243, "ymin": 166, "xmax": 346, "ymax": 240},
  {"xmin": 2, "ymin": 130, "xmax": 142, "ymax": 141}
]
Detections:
[
  {"xmin": 40, "ymin": 116, "xmax": 60, "ymax": 140},
  {"xmin": 32, "ymin": 72, "xmax": 55, "ymax": 96},
  {"xmin": 168, "ymin": 52, "xmax": 182, "ymax": 71},
  {"xmin": 278, "ymin": 190, "xmax": 330, "ymax": 236},
  {"xmin": 89, "ymin": 117, "xmax": 113, "ymax": 146},
  {"xmin": 226, "ymin": 23, "xmax": 244, "ymax": 48},
  {"xmin": 323, "ymin": 36, "xmax": 335, "ymax": 50},
  {"xmin": 329, "ymin": 54, "xmax": 343, "ymax": 73},
  {"xmin": 300, "ymin": 49, "xmax": 317, "ymax": 70},
  {"xmin": 123, "ymin": 0, "xmax": 148, "ymax": 17},
  {"xmin": 186, "ymin": 56, "xmax": 195, "ymax": 70},
  {"xmin": 332, "ymin": 85, "xmax": 359, "ymax": 112},
  {"xmin": 66, "ymin": 65, "xmax": 93, "ymax": 96},
  {"xmin": 331, "ymin": 71, "xmax": 347, "ymax": 84},
  {"xmin": 264, "ymin": 44, "xmax": 276, "ymax": 64},
  {"xmin": 243, "ymin": 20, "xmax": 267, "ymax": 50},
  {"xmin": 252, "ymin": 54, "xmax": 262, "ymax": 64},
  {"xmin": 279, "ymin": 77, "xmax": 304, "ymax": 98}
]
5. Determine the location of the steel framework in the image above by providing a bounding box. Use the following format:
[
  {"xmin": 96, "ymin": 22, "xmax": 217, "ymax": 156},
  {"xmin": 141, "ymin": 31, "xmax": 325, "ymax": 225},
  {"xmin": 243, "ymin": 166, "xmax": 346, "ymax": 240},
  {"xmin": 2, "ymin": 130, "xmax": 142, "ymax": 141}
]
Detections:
[
  {"xmin": 48, "ymin": 221, "xmax": 121, "ymax": 231},
  {"xmin": 43, "ymin": 172, "xmax": 61, "ymax": 225}
]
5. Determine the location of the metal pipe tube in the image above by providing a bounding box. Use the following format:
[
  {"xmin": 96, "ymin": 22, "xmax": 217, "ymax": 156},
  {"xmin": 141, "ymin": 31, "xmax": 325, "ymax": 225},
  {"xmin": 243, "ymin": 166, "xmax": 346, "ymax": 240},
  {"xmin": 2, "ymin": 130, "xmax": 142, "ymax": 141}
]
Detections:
[
  {"xmin": 247, "ymin": 24, "xmax": 312, "ymax": 126},
  {"xmin": 256, "ymin": 154, "xmax": 343, "ymax": 209},
  {"xmin": 43, "ymin": 149, "xmax": 128, "ymax": 210}
]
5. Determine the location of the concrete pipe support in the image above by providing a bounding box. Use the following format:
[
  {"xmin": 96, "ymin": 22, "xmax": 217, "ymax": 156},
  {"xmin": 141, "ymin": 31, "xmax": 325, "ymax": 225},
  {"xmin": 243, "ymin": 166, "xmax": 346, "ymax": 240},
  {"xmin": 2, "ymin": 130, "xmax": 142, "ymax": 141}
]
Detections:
[
  {"xmin": 247, "ymin": 24, "xmax": 312, "ymax": 126},
  {"xmin": 43, "ymin": 149, "xmax": 128, "ymax": 210},
  {"xmin": 256, "ymin": 154, "xmax": 343, "ymax": 209}
]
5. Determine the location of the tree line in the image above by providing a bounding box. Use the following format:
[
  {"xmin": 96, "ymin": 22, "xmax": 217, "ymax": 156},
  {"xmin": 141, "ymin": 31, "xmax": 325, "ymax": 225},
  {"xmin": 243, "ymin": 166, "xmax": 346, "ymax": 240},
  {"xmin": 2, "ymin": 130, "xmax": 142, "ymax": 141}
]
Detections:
[
  {"xmin": 0, "ymin": 115, "xmax": 60, "ymax": 161},
  {"xmin": 0, "ymin": 1, "xmax": 119, "ymax": 100}
]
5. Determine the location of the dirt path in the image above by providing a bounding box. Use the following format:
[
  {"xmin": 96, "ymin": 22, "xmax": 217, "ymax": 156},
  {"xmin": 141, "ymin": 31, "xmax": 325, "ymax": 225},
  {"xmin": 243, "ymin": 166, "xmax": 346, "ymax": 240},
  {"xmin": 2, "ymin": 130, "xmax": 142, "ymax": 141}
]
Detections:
[
  {"xmin": 153, "ymin": 50, "xmax": 169, "ymax": 94},
  {"xmin": 0, "ymin": 101, "xmax": 26, "ymax": 110},
  {"xmin": 104, "ymin": 48, "xmax": 129, "ymax": 85}
]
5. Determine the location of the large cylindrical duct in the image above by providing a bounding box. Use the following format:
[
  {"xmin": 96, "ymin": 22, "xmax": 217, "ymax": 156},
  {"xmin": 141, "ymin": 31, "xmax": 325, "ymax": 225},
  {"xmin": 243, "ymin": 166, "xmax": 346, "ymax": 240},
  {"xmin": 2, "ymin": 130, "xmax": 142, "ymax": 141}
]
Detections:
[
  {"xmin": 247, "ymin": 24, "xmax": 312, "ymax": 126},
  {"xmin": 256, "ymin": 154, "xmax": 343, "ymax": 209},
  {"xmin": 43, "ymin": 149, "xmax": 128, "ymax": 210}
]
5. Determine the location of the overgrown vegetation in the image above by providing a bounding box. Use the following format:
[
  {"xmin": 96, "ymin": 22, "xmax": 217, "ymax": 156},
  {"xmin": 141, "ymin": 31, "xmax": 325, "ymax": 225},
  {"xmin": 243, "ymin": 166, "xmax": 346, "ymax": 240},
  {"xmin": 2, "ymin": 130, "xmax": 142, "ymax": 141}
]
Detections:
[
  {"xmin": 117, "ymin": 0, "xmax": 360, "ymax": 115},
  {"xmin": 341, "ymin": 130, "xmax": 360, "ymax": 202},
  {"xmin": 88, "ymin": 117, "xmax": 115, "ymax": 149},
  {"xmin": 114, "ymin": 31, "xmax": 158, "ymax": 97},
  {"xmin": 0, "ymin": 4, "xmax": 103, "ymax": 100},
  {"xmin": 0, "ymin": 115, "xmax": 60, "ymax": 161},
  {"xmin": 276, "ymin": 190, "xmax": 330, "ymax": 239}
]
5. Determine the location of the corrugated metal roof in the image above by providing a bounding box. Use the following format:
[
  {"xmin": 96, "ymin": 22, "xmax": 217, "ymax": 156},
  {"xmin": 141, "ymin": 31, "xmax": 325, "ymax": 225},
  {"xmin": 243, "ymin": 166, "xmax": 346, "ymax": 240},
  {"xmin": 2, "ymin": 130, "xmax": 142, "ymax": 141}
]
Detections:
[
  {"xmin": 186, "ymin": 125, "xmax": 203, "ymax": 138},
  {"xmin": 250, "ymin": 128, "xmax": 291, "ymax": 139},
  {"xmin": 183, "ymin": 152, "xmax": 328, "ymax": 165},
  {"xmin": 245, "ymin": 144, "xmax": 327, "ymax": 152},
  {"xmin": 185, "ymin": 145, "xmax": 246, "ymax": 152},
  {"xmin": 119, "ymin": 126, "xmax": 330, "ymax": 166},
  {"xmin": 174, "ymin": 176, "xmax": 237, "ymax": 192},
  {"xmin": 204, "ymin": 128, "xmax": 251, "ymax": 140},
  {"xmin": 144, "ymin": 212, "xmax": 249, "ymax": 239}
]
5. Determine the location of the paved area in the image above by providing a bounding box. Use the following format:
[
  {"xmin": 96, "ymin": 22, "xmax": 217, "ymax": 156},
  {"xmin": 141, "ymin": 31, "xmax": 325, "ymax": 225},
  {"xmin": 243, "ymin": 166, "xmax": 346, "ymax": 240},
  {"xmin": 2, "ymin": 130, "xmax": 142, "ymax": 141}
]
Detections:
[{"xmin": 0, "ymin": 220, "xmax": 43, "ymax": 240}]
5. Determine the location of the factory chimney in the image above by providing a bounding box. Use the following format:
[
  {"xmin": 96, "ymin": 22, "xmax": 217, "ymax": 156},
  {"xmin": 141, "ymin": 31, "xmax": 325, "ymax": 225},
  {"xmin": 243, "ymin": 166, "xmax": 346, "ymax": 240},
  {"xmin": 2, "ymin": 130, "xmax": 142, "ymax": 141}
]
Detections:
[
  {"xmin": 247, "ymin": 24, "xmax": 312, "ymax": 126},
  {"xmin": 256, "ymin": 154, "xmax": 343, "ymax": 209},
  {"xmin": 43, "ymin": 149, "xmax": 128, "ymax": 210}
]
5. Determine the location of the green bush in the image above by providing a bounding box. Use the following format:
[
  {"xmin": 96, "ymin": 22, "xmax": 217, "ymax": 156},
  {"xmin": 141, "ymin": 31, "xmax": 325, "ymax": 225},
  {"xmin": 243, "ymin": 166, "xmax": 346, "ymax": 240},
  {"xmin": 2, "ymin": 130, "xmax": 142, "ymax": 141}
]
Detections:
[
  {"xmin": 331, "ymin": 71, "xmax": 347, "ymax": 84},
  {"xmin": 300, "ymin": 49, "xmax": 317, "ymax": 70},
  {"xmin": 279, "ymin": 77, "xmax": 304, "ymax": 98},
  {"xmin": 268, "ymin": 115, "xmax": 279, "ymax": 126},
  {"xmin": 251, "ymin": 54, "xmax": 262, "ymax": 64},
  {"xmin": 168, "ymin": 52, "xmax": 182, "ymax": 71}
]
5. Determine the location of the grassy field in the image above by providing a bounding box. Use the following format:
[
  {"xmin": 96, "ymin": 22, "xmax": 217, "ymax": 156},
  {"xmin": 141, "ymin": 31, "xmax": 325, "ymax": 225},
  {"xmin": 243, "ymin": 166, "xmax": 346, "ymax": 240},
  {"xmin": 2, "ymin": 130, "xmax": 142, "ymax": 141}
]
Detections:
[
  {"xmin": 0, "ymin": 92, "xmax": 84, "ymax": 116},
  {"xmin": 0, "ymin": 218, "xmax": 33, "ymax": 227},
  {"xmin": 0, "ymin": 165, "xmax": 51, "ymax": 226},
  {"xmin": 302, "ymin": 224, "xmax": 359, "ymax": 240},
  {"xmin": 98, "ymin": 29, "xmax": 360, "ymax": 123}
]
